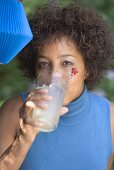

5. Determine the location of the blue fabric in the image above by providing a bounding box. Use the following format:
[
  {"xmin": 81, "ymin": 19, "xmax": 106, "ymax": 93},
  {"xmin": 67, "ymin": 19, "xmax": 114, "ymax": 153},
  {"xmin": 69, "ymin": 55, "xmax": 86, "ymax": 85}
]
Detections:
[
  {"xmin": 20, "ymin": 92, "xmax": 28, "ymax": 102},
  {"xmin": 20, "ymin": 87, "xmax": 113, "ymax": 170}
]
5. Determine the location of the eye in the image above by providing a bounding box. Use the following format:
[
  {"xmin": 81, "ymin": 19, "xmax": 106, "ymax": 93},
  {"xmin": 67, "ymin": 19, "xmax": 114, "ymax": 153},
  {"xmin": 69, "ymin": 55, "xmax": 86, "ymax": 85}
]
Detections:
[
  {"xmin": 63, "ymin": 60, "xmax": 73, "ymax": 66},
  {"xmin": 38, "ymin": 62, "xmax": 49, "ymax": 68}
]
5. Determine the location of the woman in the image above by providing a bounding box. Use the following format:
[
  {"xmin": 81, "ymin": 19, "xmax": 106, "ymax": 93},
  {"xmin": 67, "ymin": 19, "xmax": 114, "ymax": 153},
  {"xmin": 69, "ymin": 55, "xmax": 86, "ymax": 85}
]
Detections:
[{"xmin": 0, "ymin": 3, "xmax": 114, "ymax": 170}]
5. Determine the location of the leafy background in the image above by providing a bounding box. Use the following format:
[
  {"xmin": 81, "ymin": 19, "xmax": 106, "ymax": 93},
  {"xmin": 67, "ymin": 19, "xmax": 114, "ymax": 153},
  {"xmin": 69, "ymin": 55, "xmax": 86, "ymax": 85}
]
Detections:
[{"xmin": 0, "ymin": 0, "xmax": 114, "ymax": 168}]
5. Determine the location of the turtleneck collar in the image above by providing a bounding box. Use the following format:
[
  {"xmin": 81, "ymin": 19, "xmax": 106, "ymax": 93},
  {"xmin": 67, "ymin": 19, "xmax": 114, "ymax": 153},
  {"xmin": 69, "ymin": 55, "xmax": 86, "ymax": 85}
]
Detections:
[{"xmin": 59, "ymin": 86, "xmax": 90, "ymax": 126}]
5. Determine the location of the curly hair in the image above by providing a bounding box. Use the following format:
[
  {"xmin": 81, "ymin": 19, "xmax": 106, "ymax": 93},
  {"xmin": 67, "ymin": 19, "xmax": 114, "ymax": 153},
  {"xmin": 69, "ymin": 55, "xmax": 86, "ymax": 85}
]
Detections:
[{"xmin": 18, "ymin": 3, "xmax": 113, "ymax": 90}]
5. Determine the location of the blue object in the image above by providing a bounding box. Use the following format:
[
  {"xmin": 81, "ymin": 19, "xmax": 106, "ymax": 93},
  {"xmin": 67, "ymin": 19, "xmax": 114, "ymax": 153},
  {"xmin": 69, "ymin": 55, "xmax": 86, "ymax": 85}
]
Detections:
[
  {"xmin": 0, "ymin": 0, "xmax": 33, "ymax": 64},
  {"xmin": 20, "ymin": 87, "xmax": 113, "ymax": 170}
]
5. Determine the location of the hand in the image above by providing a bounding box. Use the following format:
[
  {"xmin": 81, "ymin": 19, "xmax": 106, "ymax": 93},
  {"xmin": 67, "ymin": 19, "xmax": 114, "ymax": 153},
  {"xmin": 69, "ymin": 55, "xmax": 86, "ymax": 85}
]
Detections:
[{"xmin": 19, "ymin": 88, "xmax": 68, "ymax": 142}]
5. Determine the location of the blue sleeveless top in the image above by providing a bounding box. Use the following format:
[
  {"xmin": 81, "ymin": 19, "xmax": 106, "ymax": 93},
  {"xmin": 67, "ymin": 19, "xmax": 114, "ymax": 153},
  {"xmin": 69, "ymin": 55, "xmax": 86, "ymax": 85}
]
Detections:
[{"xmin": 20, "ymin": 87, "xmax": 113, "ymax": 170}]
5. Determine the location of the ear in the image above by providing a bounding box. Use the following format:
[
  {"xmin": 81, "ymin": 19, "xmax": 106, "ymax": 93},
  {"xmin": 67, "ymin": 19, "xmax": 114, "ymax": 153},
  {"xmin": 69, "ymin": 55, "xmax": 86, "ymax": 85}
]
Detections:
[{"xmin": 84, "ymin": 71, "xmax": 89, "ymax": 80}]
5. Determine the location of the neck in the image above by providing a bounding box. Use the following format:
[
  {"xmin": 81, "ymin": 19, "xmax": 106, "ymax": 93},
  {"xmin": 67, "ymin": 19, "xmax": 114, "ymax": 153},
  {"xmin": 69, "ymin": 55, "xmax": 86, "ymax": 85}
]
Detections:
[
  {"xmin": 59, "ymin": 85, "xmax": 90, "ymax": 126},
  {"xmin": 64, "ymin": 84, "xmax": 85, "ymax": 106}
]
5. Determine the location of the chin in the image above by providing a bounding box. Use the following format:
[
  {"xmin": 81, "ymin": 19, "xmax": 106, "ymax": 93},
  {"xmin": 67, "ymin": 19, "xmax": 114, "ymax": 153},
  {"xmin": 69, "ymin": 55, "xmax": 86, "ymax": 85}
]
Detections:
[
  {"xmin": 63, "ymin": 94, "xmax": 78, "ymax": 106},
  {"xmin": 63, "ymin": 98, "xmax": 72, "ymax": 106}
]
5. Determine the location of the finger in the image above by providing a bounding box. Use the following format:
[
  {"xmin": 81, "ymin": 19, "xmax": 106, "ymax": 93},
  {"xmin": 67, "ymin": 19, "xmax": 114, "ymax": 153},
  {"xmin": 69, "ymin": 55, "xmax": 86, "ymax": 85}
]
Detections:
[
  {"xmin": 19, "ymin": 119, "xmax": 39, "ymax": 141},
  {"xmin": 60, "ymin": 107, "xmax": 68, "ymax": 116},
  {"xmin": 19, "ymin": 106, "xmax": 27, "ymax": 120},
  {"xmin": 19, "ymin": 103, "xmax": 33, "ymax": 120},
  {"xmin": 33, "ymin": 127, "xmax": 39, "ymax": 136},
  {"xmin": 27, "ymin": 89, "xmax": 48, "ymax": 98},
  {"xmin": 27, "ymin": 93, "xmax": 52, "ymax": 102},
  {"xmin": 26, "ymin": 101, "xmax": 48, "ymax": 109},
  {"xmin": 24, "ymin": 117, "xmax": 46, "ymax": 128},
  {"xmin": 20, "ymin": 118, "xmax": 24, "ymax": 130}
]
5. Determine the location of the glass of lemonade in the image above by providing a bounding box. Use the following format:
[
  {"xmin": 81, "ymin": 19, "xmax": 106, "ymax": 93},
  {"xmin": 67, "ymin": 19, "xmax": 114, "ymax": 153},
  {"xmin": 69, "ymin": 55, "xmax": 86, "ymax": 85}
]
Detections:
[{"xmin": 32, "ymin": 72, "xmax": 67, "ymax": 132}]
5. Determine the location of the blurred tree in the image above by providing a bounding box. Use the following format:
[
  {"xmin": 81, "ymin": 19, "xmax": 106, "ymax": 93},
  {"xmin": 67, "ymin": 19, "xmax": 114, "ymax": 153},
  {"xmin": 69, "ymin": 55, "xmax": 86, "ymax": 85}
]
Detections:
[{"xmin": 0, "ymin": 58, "xmax": 28, "ymax": 100}]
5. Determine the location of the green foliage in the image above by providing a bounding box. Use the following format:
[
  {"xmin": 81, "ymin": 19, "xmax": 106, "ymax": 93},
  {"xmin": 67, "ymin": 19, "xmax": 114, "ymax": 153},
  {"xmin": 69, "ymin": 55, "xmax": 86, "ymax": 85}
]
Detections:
[
  {"xmin": 0, "ymin": 58, "xmax": 28, "ymax": 100},
  {"xmin": 113, "ymin": 161, "xmax": 114, "ymax": 170},
  {"xmin": 82, "ymin": 0, "xmax": 114, "ymax": 31},
  {"xmin": 98, "ymin": 77, "xmax": 114, "ymax": 101},
  {"xmin": 23, "ymin": 0, "xmax": 46, "ymax": 14}
]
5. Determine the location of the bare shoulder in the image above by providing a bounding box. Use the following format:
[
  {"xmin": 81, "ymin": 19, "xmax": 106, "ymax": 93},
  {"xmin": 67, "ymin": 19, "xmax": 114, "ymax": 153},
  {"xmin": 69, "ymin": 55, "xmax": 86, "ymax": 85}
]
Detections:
[
  {"xmin": 0, "ymin": 94, "xmax": 23, "ymax": 112},
  {"xmin": 0, "ymin": 95, "xmax": 23, "ymax": 156},
  {"xmin": 110, "ymin": 102, "xmax": 114, "ymax": 148},
  {"xmin": 0, "ymin": 95, "xmax": 23, "ymax": 127}
]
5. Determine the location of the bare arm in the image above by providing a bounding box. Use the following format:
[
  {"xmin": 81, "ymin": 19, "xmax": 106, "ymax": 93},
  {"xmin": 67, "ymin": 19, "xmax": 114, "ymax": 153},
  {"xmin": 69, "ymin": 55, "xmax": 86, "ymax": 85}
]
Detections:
[
  {"xmin": 0, "ymin": 96, "xmax": 38, "ymax": 170},
  {"xmin": 0, "ymin": 97, "xmax": 20, "ymax": 156},
  {"xmin": 0, "ymin": 128, "xmax": 36, "ymax": 170}
]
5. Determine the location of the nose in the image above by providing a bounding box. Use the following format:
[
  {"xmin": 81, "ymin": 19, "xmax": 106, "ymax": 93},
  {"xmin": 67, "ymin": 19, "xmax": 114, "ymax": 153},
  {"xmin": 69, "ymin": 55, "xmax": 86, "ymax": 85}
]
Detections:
[
  {"xmin": 51, "ymin": 60, "xmax": 62, "ymax": 74},
  {"xmin": 52, "ymin": 67, "xmax": 62, "ymax": 75}
]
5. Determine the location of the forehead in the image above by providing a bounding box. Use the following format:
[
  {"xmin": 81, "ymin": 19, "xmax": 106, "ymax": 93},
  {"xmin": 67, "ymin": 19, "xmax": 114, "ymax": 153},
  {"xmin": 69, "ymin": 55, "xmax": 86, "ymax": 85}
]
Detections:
[{"xmin": 39, "ymin": 37, "xmax": 78, "ymax": 56}]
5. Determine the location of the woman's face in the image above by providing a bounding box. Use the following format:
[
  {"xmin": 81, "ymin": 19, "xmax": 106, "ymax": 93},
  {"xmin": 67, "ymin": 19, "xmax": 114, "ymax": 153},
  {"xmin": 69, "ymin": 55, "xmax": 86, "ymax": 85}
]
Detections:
[{"xmin": 36, "ymin": 37, "xmax": 87, "ymax": 106}]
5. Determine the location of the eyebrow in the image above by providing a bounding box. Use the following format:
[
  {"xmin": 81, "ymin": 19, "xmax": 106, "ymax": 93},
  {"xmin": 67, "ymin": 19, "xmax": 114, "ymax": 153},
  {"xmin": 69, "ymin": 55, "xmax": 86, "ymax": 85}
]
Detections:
[
  {"xmin": 38, "ymin": 55, "xmax": 48, "ymax": 59},
  {"xmin": 60, "ymin": 54, "xmax": 75, "ymax": 58},
  {"xmin": 38, "ymin": 54, "xmax": 75, "ymax": 59}
]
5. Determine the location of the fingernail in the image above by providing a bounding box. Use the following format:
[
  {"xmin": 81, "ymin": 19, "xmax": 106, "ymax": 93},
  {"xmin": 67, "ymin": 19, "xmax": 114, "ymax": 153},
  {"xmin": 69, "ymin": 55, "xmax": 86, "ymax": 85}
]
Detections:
[
  {"xmin": 62, "ymin": 107, "xmax": 68, "ymax": 112},
  {"xmin": 26, "ymin": 101, "xmax": 35, "ymax": 107}
]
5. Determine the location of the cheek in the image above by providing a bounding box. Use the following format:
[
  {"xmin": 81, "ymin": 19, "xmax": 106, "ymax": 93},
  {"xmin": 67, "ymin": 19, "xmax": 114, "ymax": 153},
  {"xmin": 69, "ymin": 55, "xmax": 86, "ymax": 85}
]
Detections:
[
  {"xmin": 66, "ymin": 65, "xmax": 86, "ymax": 90},
  {"xmin": 63, "ymin": 68, "xmax": 86, "ymax": 105},
  {"xmin": 72, "ymin": 66, "xmax": 86, "ymax": 83},
  {"xmin": 67, "ymin": 74, "xmax": 84, "ymax": 93}
]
